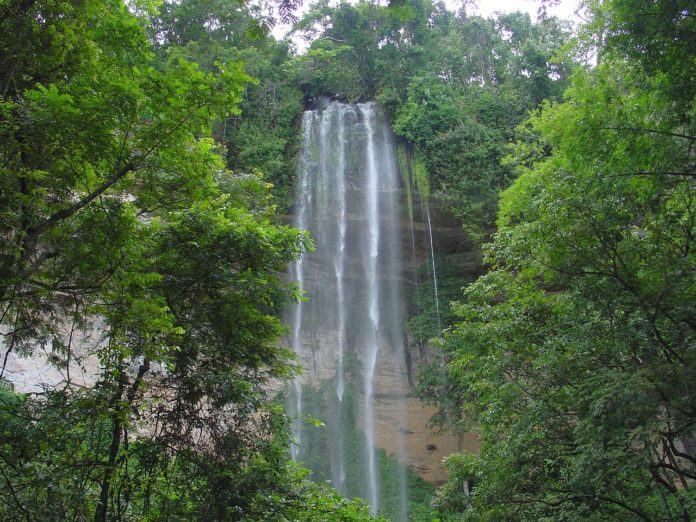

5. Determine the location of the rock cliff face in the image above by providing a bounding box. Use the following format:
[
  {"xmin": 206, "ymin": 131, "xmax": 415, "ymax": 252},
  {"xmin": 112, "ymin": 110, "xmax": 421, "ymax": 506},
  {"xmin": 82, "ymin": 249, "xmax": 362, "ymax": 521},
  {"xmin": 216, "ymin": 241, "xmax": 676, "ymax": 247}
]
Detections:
[
  {"xmin": 3, "ymin": 318, "xmax": 103, "ymax": 392},
  {"xmin": 401, "ymin": 198, "xmax": 486, "ymax": 483},
  {"xmin": 285, "ymin": 100, "xmax": 481, "ymax": 499}
]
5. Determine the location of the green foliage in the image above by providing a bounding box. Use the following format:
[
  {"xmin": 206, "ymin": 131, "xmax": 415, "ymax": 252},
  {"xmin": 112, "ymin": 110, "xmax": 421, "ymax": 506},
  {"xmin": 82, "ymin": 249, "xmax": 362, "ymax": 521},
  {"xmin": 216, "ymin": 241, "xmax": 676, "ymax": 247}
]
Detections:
[
  {"xmin": 290, "ymin": 0, "xmax": 384, "ymax": 102},
  {"xmin": 435, "ymin": 3, "xmax": 696, "ymax": 518},
  {"xmin": 407, "ymin": 253, "xmax": 480, "ymax": 344},
  {"xmin": 224, "ymin": 44, "xmax": 305, "ymax": 213},
  {"xmin": 396, "ymin": 142, "xmax": 416, "ymax": 220},
  {"xmin": 588, "ymin": 0, "xmax": 696, "ymax": 115},
  {"xmin": 148, "ymin": 1, "xmax": 305, "ymax": 213},
  {"xmin": 286, "ymin": 42, "xmax": 369, "ymax": 103},
  {"xmin": 270, "ymin": 0, "xmax": 575, "ymax": 243},
  {"xmin": 386, "ymin": 6, "xmax": 573, "ymax": 240},
  {"xmin": 0, "ymin": 382, "xmax": 378, "ymax": 521},
  {"xmin": 0, "ymin": 1, "xmax": 341, "ymax": 520}
]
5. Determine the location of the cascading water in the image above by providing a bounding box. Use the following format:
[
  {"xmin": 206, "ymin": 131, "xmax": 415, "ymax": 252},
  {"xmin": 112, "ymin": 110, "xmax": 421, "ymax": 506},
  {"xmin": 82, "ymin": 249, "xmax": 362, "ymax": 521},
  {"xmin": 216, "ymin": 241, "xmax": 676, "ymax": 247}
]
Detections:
[
  {"xmin": 333, "ymin": 105, "xmax": 347, "ymax": 492},
  {"xmin": 286, "ymin": 100, "xmax": 409, "ymax": 518},
  {"xmin": 363, "ymin": 103, "xmax": 381, "ymax": 512},
  {"xmin": 288, "ymin": 111, "xmax": 316, "ymax": 461},
  {"xmin": 422, "ymin": 200, "xmax": 442, "ymax": 333}
]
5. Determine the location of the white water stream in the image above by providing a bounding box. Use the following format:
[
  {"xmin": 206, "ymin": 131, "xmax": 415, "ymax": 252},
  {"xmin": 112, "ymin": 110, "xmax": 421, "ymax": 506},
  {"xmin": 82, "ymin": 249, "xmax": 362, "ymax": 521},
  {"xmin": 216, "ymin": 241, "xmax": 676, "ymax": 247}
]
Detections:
[{"xmin": 286, "ymin": 100, "xmax": 410, "ymax": 518}]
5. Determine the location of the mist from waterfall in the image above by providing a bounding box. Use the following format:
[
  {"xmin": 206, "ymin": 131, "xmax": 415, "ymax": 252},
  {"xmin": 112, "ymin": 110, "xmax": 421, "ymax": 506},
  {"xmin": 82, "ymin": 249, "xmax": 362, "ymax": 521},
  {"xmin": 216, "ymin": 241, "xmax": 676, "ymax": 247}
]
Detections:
[{"xmin": 286, "ymin": 100, "xmax": 410, "ymax": 518}]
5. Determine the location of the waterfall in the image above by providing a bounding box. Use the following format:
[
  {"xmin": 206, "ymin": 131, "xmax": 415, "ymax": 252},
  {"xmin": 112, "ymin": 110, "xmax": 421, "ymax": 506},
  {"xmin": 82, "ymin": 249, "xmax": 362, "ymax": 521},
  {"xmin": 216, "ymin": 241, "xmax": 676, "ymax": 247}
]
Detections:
[
  {"xmin": 286, "ymin": 100, "xmax": 408, "ymax": 518},
  {"xmin": 422, "ymin": 198, "xmax": 450, "ymax": 428},
  {"xmin": 288, "ymin": 110, "xmax": 316, "ymax": 460},
  {"xmin": 333, "ymin": 104, "xmax": 347, "ymax": 493},
  {"xmin": 362, "ymin": 102, "xmax": 381, "ymax": 513},
  {"xmin": 424, "ymin": 202, "xmax": 442, "ymax": 332}
]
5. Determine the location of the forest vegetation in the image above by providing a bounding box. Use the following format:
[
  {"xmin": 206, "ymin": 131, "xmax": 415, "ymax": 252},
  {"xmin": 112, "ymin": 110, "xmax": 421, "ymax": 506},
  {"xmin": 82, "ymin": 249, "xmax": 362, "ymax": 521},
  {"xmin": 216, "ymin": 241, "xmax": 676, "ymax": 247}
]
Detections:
[{"xmin": 0, "ymin": 0, "xmax": 694, "ymax": 520}]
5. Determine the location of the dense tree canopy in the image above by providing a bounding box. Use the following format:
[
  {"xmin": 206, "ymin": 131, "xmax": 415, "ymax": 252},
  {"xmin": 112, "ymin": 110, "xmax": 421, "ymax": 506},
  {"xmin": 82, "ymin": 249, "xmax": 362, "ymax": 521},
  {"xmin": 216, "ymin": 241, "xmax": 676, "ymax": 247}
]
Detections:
[
  {"xmin": 0, "ymin": 1, "xmax": 373, "ymax": 519},
  {"xmin": 434, "ymin": 1, "xmax": 696, "ymax": 520}
]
